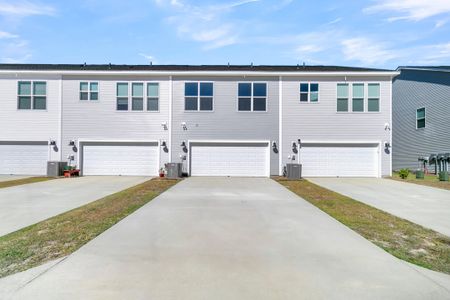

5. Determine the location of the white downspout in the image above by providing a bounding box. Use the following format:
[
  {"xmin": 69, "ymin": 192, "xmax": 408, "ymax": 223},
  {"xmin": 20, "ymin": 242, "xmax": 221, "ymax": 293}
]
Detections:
[
  {"xmin": 58, "ymin": 75, "xmax": 63, "ymax": 161},
  {"xmin": 278, "ymin": 76, "xmax": 283, "ymax": 175},
  {"xmin": 168, "ymin": 75, "xmax": 173, "ymax": 163}
]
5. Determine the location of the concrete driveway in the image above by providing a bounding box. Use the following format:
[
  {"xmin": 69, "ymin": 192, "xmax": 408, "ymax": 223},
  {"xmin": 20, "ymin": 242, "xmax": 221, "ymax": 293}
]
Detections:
[
  {"xmin": 0, "ymin": 176, "xmax": 150, "ymax": 236},
  {"xmin": 9, "ymin": 178, "xmax": 450, "ymax": 299},
  {"xmin": 309, "ymin": 178, "xmax": 450, "ymax": 237}
]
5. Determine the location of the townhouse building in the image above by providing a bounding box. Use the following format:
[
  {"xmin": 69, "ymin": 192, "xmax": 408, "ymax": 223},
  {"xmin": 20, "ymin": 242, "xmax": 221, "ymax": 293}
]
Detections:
[{"xmin": 0, "ymin": 64, "xmax": 398, "ymax": 177}]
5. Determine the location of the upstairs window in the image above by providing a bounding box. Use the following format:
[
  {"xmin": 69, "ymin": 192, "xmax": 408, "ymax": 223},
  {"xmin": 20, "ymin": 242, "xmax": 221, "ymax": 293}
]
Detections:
[
  {"xmin": 300, "ymin": 83, "xmax": 319, "ymax": 102},
  {"xmin": 416, "ymin": 107, "xmax": 426, "ymax": 129},
  {"xmin": 368, "ymin": 83, "xmax": 380, "ymax": 112},
  {"xmin": 185, "ymin": 82, "xmax": 213, "ymax": 111},
  {"xmin": 116, "ymin": 83, "xmax": 129, "ymax": 111},
  {"xmin": 80, "ymin": 82, "xmax": 98, "ymax": 101},
  {"xmin": 337, "ymin": 83, "xmax": 349, "ymax": 112},
  {"xmin": 147, "ymin": 83, "xmax": 159, "ymax": 111},
  {"xmin": 352, "ymin": 83, "xmax": 364, "ymax": 112},
  {"xmin": 132, "ymin": 83, "xmax": 144, "ymax": 111},
  {"xmin": 238, "ymin": 82, "xmax": 267, "ymax": 111},
  {"xmin": 18, "ymin": 81, "xmax": 46, "ymax": 110}
]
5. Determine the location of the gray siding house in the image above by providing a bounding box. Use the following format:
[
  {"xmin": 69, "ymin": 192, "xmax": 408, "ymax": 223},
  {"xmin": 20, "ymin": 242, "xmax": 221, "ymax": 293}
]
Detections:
[
  {"xmin": 392, "ymin": 67, "xmax": 450, "ymax": 171},
  {"xmin": 0, "ymin": 64, "xmax": 397, "ymax": 177}
]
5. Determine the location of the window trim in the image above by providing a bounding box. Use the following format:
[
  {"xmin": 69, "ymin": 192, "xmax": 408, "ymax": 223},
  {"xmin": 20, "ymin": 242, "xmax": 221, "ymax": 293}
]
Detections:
[
  {"xmin": 416, "ymin": 107, "xmax": 426, "ymax": 129},
  {"xmin": 79, "ymin": 81, "xmax": 99, "ymax": 101},
  {"xmin": 237, "ymin": 81, "xmax": 268, "ymax": 112},
  {"xmin": 299, "ymin": 82, "xmax": 319, "ymax": 103},
  {"xmin": 17, "ymin": 80, "xmax": 47, "ymax": 111}
]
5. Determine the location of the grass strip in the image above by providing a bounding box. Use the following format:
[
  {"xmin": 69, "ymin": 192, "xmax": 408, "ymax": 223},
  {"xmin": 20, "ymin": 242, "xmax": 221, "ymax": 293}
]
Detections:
[
  {"xmin": 390, "ymin": 172, "xmax": 450, "ymax": 191},
  {"xmin": 0, "ymin": 177, "xmax": 55, "ymax": 189},
  {"xmin": 0, "ymin": 178, "xmax": 179, "ymax": 278},
  {"xmin": 276, "ymin": 178, "xmax": 450, "ymax": 275}
]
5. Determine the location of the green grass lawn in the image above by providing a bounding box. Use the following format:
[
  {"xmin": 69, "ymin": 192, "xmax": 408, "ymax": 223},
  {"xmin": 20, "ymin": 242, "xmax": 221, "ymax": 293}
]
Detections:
[
  {"xmin": 0, "ymin": 177, "xmax": 55, "ymax": 189},
  {"xmin": 390, "ymin": 172, "xmax": 450, "ymax": 191},
  {"xmin": 0, "ymin": 178, "xmax": 179, "ymax": 278},
  {"xmin": 276, "ymin": 178, "xmax": 450, "ymax": 275}
]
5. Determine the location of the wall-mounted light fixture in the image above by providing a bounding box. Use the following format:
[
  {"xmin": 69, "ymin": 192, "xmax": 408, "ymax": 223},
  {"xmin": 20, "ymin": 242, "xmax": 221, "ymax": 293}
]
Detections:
[
  {"xmin": 161, "ymin": 141, "xmax": 167, "ymax": 147},
  {"xmin": 180, "ymin": 141, "xmax": 186, "ymax": 147},
  {"xmin": 384, "ymin": 123, "xmax": 391, "ymax": 131},
  {"xmin": 384, "ymin": 141, "xmax": 391, "ymax": 149},
  {"xmin": 161, "ymin": 122, "xmax": 168, "ymax": 130},
  {"xmin": 181, "ymin": 122, "xmax": 187, "ymax": 130},
  {"xmin": 49, "ymin": 139, "xmax": 56, "ymax": 146},
  {"xmin": 181, "ymin": 141, "xmax": 188, "ymax": 153}
]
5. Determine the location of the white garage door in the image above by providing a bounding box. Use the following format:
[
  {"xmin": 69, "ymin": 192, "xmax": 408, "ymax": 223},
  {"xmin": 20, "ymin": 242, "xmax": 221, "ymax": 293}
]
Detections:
[
  {"xmin": 82, "ymin": 142, "xmax": 159, "ymax": 176},
  {"xmin": 190, "ymin": 142, "xmax": 269, "ymax": 177},
  {"xmin": 0, "ymin": 142, "xmax": 48, "ymax": 175},
  {"xmin": 300, "ymin": 143, "xmax": 379, "ymax": 177}
]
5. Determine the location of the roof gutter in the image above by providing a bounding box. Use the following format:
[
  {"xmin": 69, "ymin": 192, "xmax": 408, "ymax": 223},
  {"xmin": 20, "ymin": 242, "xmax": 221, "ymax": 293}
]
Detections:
[{"xmin": 0, "ymin": 70, "xmax": 400, "ymax": 77}]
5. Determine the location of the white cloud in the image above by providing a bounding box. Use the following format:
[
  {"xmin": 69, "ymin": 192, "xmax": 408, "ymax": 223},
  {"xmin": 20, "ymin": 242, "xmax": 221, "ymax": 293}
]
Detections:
[
  {"xmin": 0, "ymin": 39, "xmax": 32, "ymax": 63},
  {"xmin": 364, "ymin": 0, "xmax": 450, "ymax": 22},
  {"xmin": 341, "ymin": 37, "xmax": 398, "ymax": 65},
  {"xmin": 1, "ymin": 54, "xmax": 32, "ymax": 63},
  {"xmin": 139, "ymin": 53, "xmax": 156, "ymax": 62},
  {"xmin": 0, "ymin": 31, "xmax": 19, "ymax": 39},
  {"xmin": 0, "ymin": 1, "xmax": 56, "ymax": 17},
  {"xmin": 155, "ymin": 0, "xmax": 260, "ymax": 50}
]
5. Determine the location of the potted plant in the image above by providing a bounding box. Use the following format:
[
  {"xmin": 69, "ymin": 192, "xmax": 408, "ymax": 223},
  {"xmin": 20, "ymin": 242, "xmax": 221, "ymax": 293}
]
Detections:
[{"xmin": 159, "ymin": 167, "xmax": 165, "ymax": 178}]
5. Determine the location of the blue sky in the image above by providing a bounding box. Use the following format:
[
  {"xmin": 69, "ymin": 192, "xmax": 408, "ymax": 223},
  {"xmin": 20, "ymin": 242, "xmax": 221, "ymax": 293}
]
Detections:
[{"xmin": 0, "ymin": 0, "xmax": 450, "ymax": 68}]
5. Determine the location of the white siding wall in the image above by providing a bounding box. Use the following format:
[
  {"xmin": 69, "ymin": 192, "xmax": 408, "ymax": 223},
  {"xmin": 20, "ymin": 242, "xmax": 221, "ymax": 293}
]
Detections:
[
  {"xmin": 282, "ymin": 76, "xmax": 392, "ymax": 176},
  {"xmin": 0, "ymin": 74, "xmax": 60, "ymax": 161},
  {"xmin": 61, "ymin": 75, "xmax": 170, "ymax": 169}
]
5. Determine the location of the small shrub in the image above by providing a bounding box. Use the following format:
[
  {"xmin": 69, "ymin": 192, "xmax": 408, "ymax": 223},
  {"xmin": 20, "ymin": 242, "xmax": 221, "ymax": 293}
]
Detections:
[{"xmin": 398, "ymin": 169, "xmax": 410, "ymax": 179}]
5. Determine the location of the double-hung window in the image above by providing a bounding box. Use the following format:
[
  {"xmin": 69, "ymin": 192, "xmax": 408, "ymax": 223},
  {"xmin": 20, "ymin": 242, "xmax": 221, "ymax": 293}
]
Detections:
[
  {"xmin": 18, "ymin": 81, "xmax": 46, "ymax": 110},
  {"xmin": 116, "ymin": 83, "xmax": 129, "ymax": 111},
  {"xmin": 147, "ymin": 83, "xmax": 159, "ymax": 111},
  {"xmin": 185, "ymin": 82, "xmax": 213, "ymax": 111},
  {"xmin": 132, "ymin": 83, "xmax": 144, "ymax": 111},
  {"xmin": 300, "ymin": 83, "xmax": 319, "ymax": 102},
  {"xmin": 352, "ymin": 83, "xmax": 364, "ymax": 112},
  {"xmin": 416, "ymin": 107, "xmax": 426, "ymax": 129},
  {"xmin": 337, "ymin": 83, "xmax": 349, "ymax": 112},
  {"xmin": 80, "ymin": 82, "xmax": 98, "ymax": 101},
  {"xmin": 238, "ymin": 82, "xmax": 267, "ymax": 111},
  {"xmin": 368, "ymin": 83, "xmax": 380, "ymax": 112}
]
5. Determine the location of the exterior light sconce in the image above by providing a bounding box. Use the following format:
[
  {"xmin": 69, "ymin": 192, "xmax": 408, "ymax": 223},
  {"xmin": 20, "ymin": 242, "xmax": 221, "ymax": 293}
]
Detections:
[
  {"xmin": 161, "ymin": 122, "xmax": 168, "ymax": 130},
  {"xmin": 181, "ymin": 141, "xmax": 188, "ymax": 153},
  {"xmin": 384, "ymin": 141, "xmax": 391, "ymax": 149},
  {"xmin": 272, "ymin": 141, "xmax": 278, "ymax": 153},
  {"xmin": 292, "ymin": 141, "xmax": 298, "ymax": 153},
  {"xmin": 161, "ymin": 141, "xmax": 167, "ymax": 147},
  {"xmin": 384, "ymin": 123, "xmax": 391, "ymax": 131},
  {"xmin": 49, "ymin": 139, "xmax": 56, "ymax": 146},
  {"xmin": 181, "ymin": 122, "xmax": 187, "ymax": 131},
  {"xmin": 160, "ymin": 140, "xmax": 168, "ymax": 153}
]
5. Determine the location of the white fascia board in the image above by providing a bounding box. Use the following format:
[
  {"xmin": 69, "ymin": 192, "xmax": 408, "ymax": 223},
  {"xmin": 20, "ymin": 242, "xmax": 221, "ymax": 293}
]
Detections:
[{"xmin": 0, "ymin": 70, "xmax": 400, "ymax": 77}]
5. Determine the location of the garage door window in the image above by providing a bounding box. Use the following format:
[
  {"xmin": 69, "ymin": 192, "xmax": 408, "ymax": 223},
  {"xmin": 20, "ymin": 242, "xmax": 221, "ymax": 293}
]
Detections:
[
  {"xmin": 238, "ymin": 82, "xmax": 267, "ymax": 112},
  {"xmin": 18, "ymin": 81, "xmax": 46, "ymax": 110}
]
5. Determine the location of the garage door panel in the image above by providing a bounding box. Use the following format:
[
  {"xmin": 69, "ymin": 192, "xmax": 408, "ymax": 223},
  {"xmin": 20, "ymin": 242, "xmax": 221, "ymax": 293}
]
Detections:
[
  {"xmin": 0, "ymin": 143, "xmax": 48, "ymax": 175},
  {"xmin": 301, "ymin": 145, "xmax": 379, "ymax": 177},
  {"xmin": 190, "ymin": 143, "xmax": 269, "ymax": 177},
  {"xmin": 82, "ymin": 143, "xmax": 158, "ymax": 176}
]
